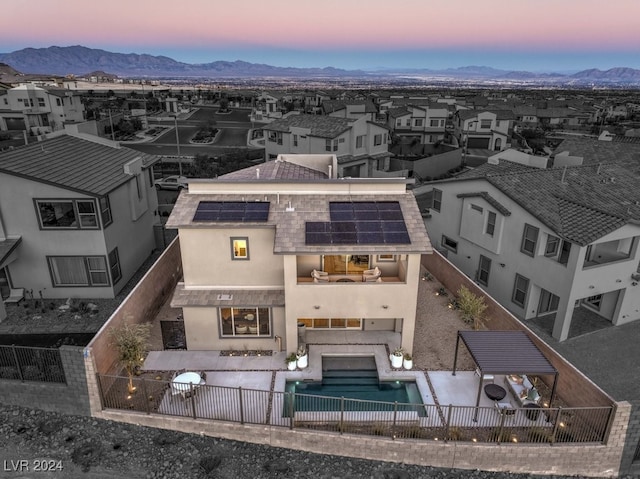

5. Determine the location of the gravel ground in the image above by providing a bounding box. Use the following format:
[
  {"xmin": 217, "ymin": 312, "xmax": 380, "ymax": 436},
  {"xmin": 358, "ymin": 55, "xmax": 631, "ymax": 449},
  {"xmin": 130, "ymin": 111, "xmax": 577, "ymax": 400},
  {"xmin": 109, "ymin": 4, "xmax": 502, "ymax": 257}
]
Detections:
[{"xmin": 0, "ymin": 403, "xmax": 626, "ymax": 479}]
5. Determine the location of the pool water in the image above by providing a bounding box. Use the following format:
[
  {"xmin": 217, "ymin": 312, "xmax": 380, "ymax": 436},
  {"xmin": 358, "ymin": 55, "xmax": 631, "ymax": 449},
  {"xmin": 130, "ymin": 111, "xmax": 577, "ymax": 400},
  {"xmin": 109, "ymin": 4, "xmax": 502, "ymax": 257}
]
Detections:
[{"xmin": 284, "ymin": 361, "xmax": 426, "ymax": 416}]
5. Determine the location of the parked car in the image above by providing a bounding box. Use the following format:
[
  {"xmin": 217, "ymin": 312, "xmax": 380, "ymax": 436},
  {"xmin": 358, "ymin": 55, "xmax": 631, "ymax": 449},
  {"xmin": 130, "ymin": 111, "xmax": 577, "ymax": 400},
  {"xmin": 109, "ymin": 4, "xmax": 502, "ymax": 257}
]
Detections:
[{"xmin": 154, "ymin": 176, "xmax": 188, "ymax": 190}]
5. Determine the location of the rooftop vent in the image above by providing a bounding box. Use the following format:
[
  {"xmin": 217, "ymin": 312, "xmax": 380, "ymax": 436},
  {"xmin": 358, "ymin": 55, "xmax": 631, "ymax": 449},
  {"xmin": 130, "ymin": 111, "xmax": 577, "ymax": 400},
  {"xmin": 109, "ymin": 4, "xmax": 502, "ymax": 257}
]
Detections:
[{"xmin": 216, "ymin": 294, "xmax": 233, "ymax": 301}]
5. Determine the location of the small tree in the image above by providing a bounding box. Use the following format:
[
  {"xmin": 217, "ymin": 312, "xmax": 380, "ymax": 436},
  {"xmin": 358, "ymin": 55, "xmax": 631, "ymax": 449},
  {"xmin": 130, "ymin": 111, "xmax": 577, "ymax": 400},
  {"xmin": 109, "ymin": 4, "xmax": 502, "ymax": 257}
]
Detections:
[
  {"xmin": 456, "ymin": 285, "xmax": 488, "ymax": 330},
  {"xmin": 109, "ymin": 322, "xmax": 151, "ymax": 394}
]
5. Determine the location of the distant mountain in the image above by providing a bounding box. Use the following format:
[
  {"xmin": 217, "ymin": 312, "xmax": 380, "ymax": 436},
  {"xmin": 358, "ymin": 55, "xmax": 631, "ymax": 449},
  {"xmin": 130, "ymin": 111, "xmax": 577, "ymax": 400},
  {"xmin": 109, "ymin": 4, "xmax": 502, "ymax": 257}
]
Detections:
[
  {"xmin": 1, "ymin": 45, "xmax": 639, "ymax": 85},
  {"xmin": 0, "ymin": 45, "xmax": 361, "ymax": 78}
]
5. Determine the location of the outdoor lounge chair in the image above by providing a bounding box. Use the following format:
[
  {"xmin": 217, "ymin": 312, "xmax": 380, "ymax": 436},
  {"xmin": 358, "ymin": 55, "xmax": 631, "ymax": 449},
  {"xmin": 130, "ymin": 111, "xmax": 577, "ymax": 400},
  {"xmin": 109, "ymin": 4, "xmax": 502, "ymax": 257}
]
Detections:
[
  {"xmin": 311, "ymin": 269, "xmax": 329, "ymax": 283},
  {"xmin": 362, "ymin": 267, "xmax": 381, "ymax": 282},
  {"xmin": 3, "ymin": 288, "xmax": 24, "ymax": 304}
]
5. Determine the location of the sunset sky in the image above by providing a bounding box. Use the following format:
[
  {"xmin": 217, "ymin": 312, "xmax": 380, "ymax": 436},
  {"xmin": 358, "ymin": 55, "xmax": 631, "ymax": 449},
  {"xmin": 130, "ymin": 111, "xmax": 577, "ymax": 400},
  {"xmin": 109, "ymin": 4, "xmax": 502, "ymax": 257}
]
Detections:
[{"xmin": 2, "ymin": 0, "xmax": 639, "ymax": 72}]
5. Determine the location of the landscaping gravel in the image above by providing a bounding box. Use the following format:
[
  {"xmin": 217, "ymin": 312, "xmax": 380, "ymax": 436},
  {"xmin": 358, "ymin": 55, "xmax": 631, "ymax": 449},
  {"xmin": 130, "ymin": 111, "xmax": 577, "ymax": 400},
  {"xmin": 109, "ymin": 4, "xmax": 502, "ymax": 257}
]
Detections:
[{"xmin": 1, "ymin": 403, "xmax": 631, "ymax": 479}]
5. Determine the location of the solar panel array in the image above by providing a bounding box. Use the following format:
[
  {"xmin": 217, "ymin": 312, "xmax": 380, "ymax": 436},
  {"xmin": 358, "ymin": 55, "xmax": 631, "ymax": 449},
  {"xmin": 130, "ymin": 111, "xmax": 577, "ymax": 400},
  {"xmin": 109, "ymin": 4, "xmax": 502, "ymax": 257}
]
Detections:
[
  {"xmin": 193, "ymin": 201, "xmax": 270, "ymax": 222},
  {"xmin": 305, "ymin": 201, "xmax": 411, "ymax": 245}
]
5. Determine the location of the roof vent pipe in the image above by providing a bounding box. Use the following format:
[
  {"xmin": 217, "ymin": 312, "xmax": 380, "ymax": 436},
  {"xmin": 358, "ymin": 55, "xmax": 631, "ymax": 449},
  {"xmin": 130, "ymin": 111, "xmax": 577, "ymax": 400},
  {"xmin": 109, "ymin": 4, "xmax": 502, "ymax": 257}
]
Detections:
[
  {"xmin": 328, "ymin": 164, "xmax": 333, "ymax": 178},
  {"xmin": 560, "ymin": 166, "xmax": 567, "ymax": 184},
  {"xmin": 596, "ymin": 163, "xmax": 601, "ymax": 175},
  {"xmin": 256, "ymin": 168, "xmax": 260, "ymax": 179}
]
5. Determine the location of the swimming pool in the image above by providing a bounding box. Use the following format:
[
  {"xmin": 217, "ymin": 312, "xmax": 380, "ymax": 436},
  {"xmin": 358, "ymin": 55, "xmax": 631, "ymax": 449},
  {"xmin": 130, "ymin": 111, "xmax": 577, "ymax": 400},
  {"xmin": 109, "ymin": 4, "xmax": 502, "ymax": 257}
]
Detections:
[{"xmin": 284, "ymin": 357, "xmax": 426, "ymax": 416}]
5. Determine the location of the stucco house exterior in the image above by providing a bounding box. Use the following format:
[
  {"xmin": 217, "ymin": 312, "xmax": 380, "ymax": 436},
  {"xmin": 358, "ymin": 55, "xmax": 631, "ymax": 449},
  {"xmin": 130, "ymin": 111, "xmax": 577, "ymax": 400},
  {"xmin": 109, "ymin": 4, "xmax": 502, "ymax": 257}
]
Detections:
[
  {"xmin": 262, "ymin": 114, "xmax": 392, "ymax": 178},
  {"xmin": 0, "ymin": 132, "xmax": 159, "ymax": 312},
  {"xmin": 453, "ymin": 109, "xmax": 513, "ymax": 151},
  {"xmin": 386, "ymin": 103, "xmax": 449, "ymax": 144},
  {"xmin": 418, "ymin": 160, "xmax": 640, "ymax": 341},
  {"xmin": 165, "ymin": 154, "xmax": 432, "ymax": 354},
  {"xmin": 0, "ymin": 84, "xmax": 85, "ymax": 134}
]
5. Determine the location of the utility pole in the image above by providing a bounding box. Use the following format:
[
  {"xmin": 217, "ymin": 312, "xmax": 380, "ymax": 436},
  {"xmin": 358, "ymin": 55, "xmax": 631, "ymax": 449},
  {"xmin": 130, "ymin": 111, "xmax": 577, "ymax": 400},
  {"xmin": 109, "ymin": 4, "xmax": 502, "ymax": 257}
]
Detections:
[{"xmin": 174, "ymin": 116, "xmax": 183, "ymax": 176}]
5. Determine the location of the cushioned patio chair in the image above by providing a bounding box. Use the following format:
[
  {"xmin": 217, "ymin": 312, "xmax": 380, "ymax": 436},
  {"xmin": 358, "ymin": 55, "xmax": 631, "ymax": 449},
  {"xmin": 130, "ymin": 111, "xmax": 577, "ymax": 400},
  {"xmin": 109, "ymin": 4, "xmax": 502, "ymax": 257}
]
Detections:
[
  {"xmin": 311, "ymin": 269, "xmax": 329, "ymax": 283},
  {"xmin": 362, "ymin": 267, "xmax": 381, "ymax": 282}
]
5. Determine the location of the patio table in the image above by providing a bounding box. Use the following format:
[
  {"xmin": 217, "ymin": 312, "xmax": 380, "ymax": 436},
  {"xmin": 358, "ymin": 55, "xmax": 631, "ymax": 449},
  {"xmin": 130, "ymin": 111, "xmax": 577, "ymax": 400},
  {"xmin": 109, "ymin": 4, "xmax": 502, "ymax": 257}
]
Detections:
[
  {"xmin": 172, "ymin": 371, "xmax": 203, "ymax": 392},
  {"xmin": 484, "ymin": 383, "xmax": 507, "ymax": 401}
]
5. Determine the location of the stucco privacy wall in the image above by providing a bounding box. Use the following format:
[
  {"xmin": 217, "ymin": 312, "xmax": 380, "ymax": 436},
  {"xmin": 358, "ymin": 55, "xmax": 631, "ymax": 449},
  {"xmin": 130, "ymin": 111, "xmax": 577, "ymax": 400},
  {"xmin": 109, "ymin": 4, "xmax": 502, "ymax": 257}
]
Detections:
[
  {"xmin": 96, "ymin": 405, "xmax": 630, "ymax": 478},
  {"xmin": 422, "ymin": 251, "xmax": 614, "ymax": 409},
  {"xmin": 84, "ymin": 239, "xmax": 182, "ymax": 415},
  {"xmin": 0, "ymin": 345, "xmax": 90, "ymax": 416}
]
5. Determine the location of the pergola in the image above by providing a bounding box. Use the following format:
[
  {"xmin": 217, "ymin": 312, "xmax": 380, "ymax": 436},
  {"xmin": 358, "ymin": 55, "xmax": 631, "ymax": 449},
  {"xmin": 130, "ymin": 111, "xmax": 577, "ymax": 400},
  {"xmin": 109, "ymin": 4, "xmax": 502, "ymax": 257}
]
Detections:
[{"xmin": 452, "ymin": 330, "xmax": 558, "ymax": 421}]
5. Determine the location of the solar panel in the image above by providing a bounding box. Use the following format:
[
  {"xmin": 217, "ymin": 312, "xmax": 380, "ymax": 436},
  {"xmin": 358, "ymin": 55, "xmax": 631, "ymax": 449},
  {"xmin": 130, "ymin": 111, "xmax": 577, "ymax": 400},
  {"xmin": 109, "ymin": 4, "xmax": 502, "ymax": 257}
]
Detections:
[
  {"xmin": 332, "ymin": 232, "xmax": 358, "ymax": 244},
  {"xmin": 383, "ymin": 231, "xmax": 411, "ymax": 244},
  {"xmin": 193, "ymin": 201, "xmax": 270, "ymax": 222},
  {"xmin": 305, "ymin": 232, "xmax": 332, "ymax": 245},
  {"xmin": 306, "ymin": 222, "xmax": 330, "ymax": 233},
  {"xmin": 355, "ymin": 221, "xmax": 382, "ymax": 232},
  {"xmin": 382, "ymin": 221, "xmax": 408, "ymax": 232},
  {"xmin": 357, "ymin": 231, "xmax": 385, "ymax": 244},
  {"xmin": 355, "ymin": 209, "xmax": 380, "ymax": 220},
  {"xmin": 331, "ymin": 221, "xmax": 357, "ymax": 233},
  {"xmin": 331, "ymin": 210, "xmax": 355, "ymax": 221}
]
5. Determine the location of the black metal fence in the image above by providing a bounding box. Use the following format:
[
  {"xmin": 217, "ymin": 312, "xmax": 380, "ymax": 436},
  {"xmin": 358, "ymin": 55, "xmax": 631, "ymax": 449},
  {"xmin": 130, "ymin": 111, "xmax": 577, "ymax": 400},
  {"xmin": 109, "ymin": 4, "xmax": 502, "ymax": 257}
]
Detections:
[
  {"xmin": 0, "ymin": 345, "xmax": 66, "ymax": 383},
  {"xmin": 97, "ymin": 374, "xmax": 613, "ymax": 445}
]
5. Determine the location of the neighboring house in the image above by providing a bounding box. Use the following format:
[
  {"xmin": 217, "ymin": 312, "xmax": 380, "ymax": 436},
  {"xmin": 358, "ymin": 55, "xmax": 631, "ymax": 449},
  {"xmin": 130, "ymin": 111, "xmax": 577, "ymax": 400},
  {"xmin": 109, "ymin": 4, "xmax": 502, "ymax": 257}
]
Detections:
[
  {"xmin": 165, "ymin": 154, "xmax": 432, "ymax": 354},
  {"xmin": 0, "ymin": 84, "xmax": 85, "ymax": 134},
  {"xmin": 418, "ymin": 160, "xmax": 640, "ymax": 341},
  {"xmin": 321, "ymin": 100, "xmax": 378, "ymax": 121},
  {"xmin": 262, "ymin": 114, "xmax": 392, "ymax": 177},
  {"xmin": 387, "ymin": 104, "xmax": 449, "ymax": 144},
  {"xmin": 452, "ymin": 109, "xmax": 513, "ymax": 151},
  {"xmin": 0, "ymin": 132, "xmax": 159, "ymax": 308}
]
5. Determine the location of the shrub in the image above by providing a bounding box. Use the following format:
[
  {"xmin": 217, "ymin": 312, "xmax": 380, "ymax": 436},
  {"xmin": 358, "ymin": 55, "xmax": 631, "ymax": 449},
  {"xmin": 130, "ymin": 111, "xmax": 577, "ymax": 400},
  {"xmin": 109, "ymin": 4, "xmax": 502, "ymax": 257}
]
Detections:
[{"xmin": 456, "ymin": 286, "xmax": 488, "ymax": 330}]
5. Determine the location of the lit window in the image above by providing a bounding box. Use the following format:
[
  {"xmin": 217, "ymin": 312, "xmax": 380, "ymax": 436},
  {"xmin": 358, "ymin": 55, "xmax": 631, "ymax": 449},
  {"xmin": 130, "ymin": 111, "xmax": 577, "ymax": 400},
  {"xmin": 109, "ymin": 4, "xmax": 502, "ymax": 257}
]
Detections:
[
  {"xmin": 220, "ymin": 307, "xmax": 271, "ymax": 337},
  {"xmin": 231, "ymin": 237, "xmax": 249, "ymax": 260}
]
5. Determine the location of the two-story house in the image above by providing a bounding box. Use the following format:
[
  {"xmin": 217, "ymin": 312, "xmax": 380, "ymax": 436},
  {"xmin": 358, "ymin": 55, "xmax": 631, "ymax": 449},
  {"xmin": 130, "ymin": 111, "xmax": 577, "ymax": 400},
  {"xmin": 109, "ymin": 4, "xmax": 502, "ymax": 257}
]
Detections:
[
  {"xmin": 262, "ymin": 114, "xmax": 391, "ymax": 177},
  {"xmin": 321, "ymin": 100, "xmax": 378, "ymax": 121},
  {"xmin": 0, "ymin": 84, "xmax": 85, "ymax": 134},
  {"xmin": 165, "ymin": 154, "xmax": 432, "ymax": 354},
  {"xmin": 418, "ymin": 160, "xmax": 640, "ymax": 342},
  {"xmin": 387, "ymin": 104, "xmax": 449, "ymax": 144},
  {"xmin": 0, "ymin": 132, "xmax": 159, "ymax": 312},
  {"xmin": 453, "ymin": 109, "xmax": 513, "ymax": 151}
]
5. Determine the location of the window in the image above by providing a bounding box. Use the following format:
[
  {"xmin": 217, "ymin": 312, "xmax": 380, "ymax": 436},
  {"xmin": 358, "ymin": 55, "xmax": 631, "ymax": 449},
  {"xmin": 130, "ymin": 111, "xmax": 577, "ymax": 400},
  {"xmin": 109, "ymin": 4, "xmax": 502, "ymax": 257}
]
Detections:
[
  {"xmin": 356, "ymin": 135, "xmax": 364, "ymax": 148},
  {"xmin": 377, "ymin": 254, "xmax": 396, "ymax": 262},
  {"xmin": 470, "ymin": 204, "xmax": 483, "ymax": 213},
  {"xmin": 325, "ymin": 139, "xmax": 337, "ymax": 151},
  {"xmin": 37, "ymin": 97, "xmax": 45, "ymax": 107},
  {"xmin": 432, "ymin": 189, "xmax": 442, "ymax": 212},
  {"xmin": 477, "ymin": 255, "xmax": 491, "ymax": 286},
  {"xmin": 374, "ymin": 134, "xmax": 382, "ymax": 146},
  {"xmin": 558, "ymin": 240, "xmax": 571, "ymax": 265},
  {"xmin": 77, "ymin": 200, "xmax": 98, "ymax": 227},
  {"xmin": 267, "ymin": 131, "xmax": 282, "ymax": 144},
  {"xmin": 415, "ymin": 119, "xmax": 423, "ymax": 127},
  {"xmin": 520, "ymin": 224, "xmax": 539, "ymax": 256},
  {"xmin": 430, "ymin": 119, "xmax": 439, "ymax": 127},
  {"xmin": 441, "ymin": 235, "xmax": 458, "ymax": 253},
  {"xmin": 480, "ymin": 119, "xmax": 492, "ymax": 129},
  {"xmin": 545, "ymin": 235, "xmax": 560, "ymax": 257},
  {"xmin": 405, "ymin": 119, "xmax": 411, "ymax": 126},
  {"xmin": 220, "ymin": 307, "xmax": 271, "ymax": 337},
  {"xmin": 396, "ymin": 119, "xmax": 402, "ymax": 127},
  {"xmin": 108, "ymin": 248, "xmax": 122, "ymax": 284},
  {"xmin": 486, "ymin": 211, "xmax": 496, "ymax": 236},
  {"xmin": 36, "ymin": 199, "xmax": 99, "ymax": 229},
  {"xmin": 231, "ymin": 237, "xmax": 249, "ymax": 260},
  {"xmin": 512, "ymin": 274, "xmax": 530, "ymax": 307},
  {"xmin": 293, "ymin": 134, "xmax": 298, "ymax": 147},
  {"xmin": 48, "ymin": 256, "xmax": 109, "ymax": 287},
  {"xmin": 56, "ymin": 98, "xmax": 62, "ymax": 106},
  {"xmin": 496, "ymin": 120, "xmax": 501, "ymax": 127}
]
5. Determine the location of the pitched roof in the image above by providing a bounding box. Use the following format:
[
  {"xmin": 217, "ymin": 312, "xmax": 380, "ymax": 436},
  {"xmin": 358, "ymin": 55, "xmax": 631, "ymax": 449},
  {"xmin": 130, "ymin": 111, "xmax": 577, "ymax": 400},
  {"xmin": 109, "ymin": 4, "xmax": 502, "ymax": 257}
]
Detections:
[
  {"xmin": 456, "ymin": 161, "xmax": 640, "ymax": 245},
  {"xmin": 553, "ymin": 136, "xmax": 640, "ymax": 165},
  {"xmin": 219, "ymin": 159, "xmax": 328, "ymax": 181},
  {"xmin": 0, "ymin": 134, "xmax": 157, "ymax": 196},
  {"xmin": 263, "ymin": 114, "xmax": 353, "ymax": 139},
  {"xmin": 456, "ymin": 192, "xmax": 512, "ymax": 216}
]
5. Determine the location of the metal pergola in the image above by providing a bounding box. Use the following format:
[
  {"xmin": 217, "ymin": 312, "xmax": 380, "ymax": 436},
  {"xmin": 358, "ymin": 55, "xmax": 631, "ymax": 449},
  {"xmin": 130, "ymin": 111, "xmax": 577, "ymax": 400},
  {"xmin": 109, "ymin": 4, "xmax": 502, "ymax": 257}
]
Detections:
[{"xmin": 452, "ymin": 330, "xmax": 559, "ymax": 421}]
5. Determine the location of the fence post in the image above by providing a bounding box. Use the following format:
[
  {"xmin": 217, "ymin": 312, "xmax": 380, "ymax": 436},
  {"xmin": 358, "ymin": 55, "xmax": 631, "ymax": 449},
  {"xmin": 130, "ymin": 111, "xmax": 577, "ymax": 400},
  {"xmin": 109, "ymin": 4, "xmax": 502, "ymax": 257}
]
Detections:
[
  {"xmin": 445, "ymin": 404, "xmax": 453, "ymax": 442},
  {"xmin": 392, "ymin": 401, "xmax": 398, "ymax": 439},
  {"xmin": 288, "ymin": 391, "xmax": 294, "ymax": 430},
  {"xmin": 340, "ymin": 397, "xmax": 344, "ymax": 435},
  {"xmin": 238, "ymin": 386, "xmax": 244, "ymax": 424},
  {"xmin": 190, "ymin": 383, "xmax": 197, "ymax": 419},
  {"xmin": 551, "ymin": 406, "xmax": 563, "ymax": 444},
  {"xmin": 11, "ymin": 345, "xmax": 24, "ymax": 382},
  {"xmin": 141, "ymin": 378, "xmax": 150, "ymax": 415},
  {"xmin": 496, "ymin": 408, "xmax": 507, "ymax": 445}
]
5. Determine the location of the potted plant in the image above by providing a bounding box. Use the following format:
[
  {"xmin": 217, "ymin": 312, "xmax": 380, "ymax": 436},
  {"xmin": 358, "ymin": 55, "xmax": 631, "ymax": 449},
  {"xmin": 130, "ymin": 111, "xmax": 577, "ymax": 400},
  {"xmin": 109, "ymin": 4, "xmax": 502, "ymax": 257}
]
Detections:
[
  {"xmin": 285, "ymin": 352, "xmax": 298, "ymax": 371},
  {"xmin": 296, "ymin": 345, "xmax": 308, "ymax": 369},
  {"xmin": 389, "ymin": 347, "xmax": 404, "ymax": 368},
  {"xmin": 403, "ymin": 352, "xmax": 413, "ymax": 370}
]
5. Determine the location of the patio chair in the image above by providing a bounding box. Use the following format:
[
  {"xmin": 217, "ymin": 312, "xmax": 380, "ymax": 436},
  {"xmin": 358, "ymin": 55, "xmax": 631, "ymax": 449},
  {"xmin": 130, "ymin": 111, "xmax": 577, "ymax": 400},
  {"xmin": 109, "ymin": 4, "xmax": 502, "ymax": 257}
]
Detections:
[
  {"xmin": 311, "ymin": 269, "xmax": 329, "ymax": 283},
  {"xmin": 3, "ymin": 288, "xmax": 24, "ymax": 304},
  {"xmin": 362, "ymin": 267, "xmax": 381, "ymax": 282},
  {"xmin": 235, "ymin": 325, "xmax": 248, "ymax": 334}
]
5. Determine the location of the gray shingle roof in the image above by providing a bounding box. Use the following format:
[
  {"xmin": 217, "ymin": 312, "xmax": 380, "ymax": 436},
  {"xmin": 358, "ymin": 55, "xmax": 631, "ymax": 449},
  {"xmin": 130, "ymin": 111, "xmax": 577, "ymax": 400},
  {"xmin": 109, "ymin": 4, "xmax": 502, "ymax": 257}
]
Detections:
[
  {"xmin": 553, "ymin": 137, "xmax": 640, "ymax": 165},
  {"xmin": 171, "ymin": 284, "xmax": 285, "ymax": 308},
  {"xmin": 262, "ymin": 114, "xmax": 353, "ymax": 139},
  {"xmin": 219, "ymin": 160, "xmax": 328, "ymax": 181},
  {"xmin": 0, "ymin": 134, "xmax": 157, "ymax": 196},
  {"xmin": 456, "ymin": 162, "xmax": 640, "ymax": 245}
]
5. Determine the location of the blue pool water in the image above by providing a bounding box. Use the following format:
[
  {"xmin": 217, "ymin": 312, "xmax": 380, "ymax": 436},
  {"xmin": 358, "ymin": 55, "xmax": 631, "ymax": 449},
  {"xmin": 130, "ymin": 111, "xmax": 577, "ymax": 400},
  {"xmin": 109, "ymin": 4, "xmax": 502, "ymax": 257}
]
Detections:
[{"xmin": 284, "ymin": 368, "xmax": 426, "ymax": 416}]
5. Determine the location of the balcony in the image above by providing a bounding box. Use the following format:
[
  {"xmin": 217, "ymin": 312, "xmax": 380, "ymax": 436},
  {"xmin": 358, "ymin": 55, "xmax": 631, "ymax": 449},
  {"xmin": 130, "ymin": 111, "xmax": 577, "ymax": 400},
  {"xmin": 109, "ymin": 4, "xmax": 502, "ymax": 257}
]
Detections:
[
  {"xmin": 296, "ymin": 254, "xmax": 406, "ymax": 285},
  {"xmin": 583, "ymin": 238, "xmax": 636, "ymax": 268}
]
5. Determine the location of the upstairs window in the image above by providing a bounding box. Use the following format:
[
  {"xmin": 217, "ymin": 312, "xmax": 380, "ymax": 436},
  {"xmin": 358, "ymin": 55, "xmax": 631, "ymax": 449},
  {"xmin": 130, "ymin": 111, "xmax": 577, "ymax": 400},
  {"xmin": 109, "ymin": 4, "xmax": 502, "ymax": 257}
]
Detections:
[
  {"xmin": 356, "ymin": 135, "xmax": 364, "ymax": 148},
  {"xmin": 374, "ymin": 134, "xmax": 383, "ymax": 146},
  {"xmin": 432, "ymin": 189, "xmax": 442, "ymax": 212},
  {"xmin": 480, "ymin": 119, "xmax": 492, "ymax": 129},
  {"xmin": 520, "ymin": 224, "xmax": 539, "ymax": 256},
  {"xmin": 36, "ymin": 199, "xmax": 99, "ymax": 230},
  {"xmin": 486, "ymin": 211, "xmax": 496, "ymax": 236},
  {"xmin": 231, "ymin": 237, "xmax": 249, "ymax": 260},
  {"xmin": 430, "ymin": 119, "xmax": 439, "ymax": 127}
]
